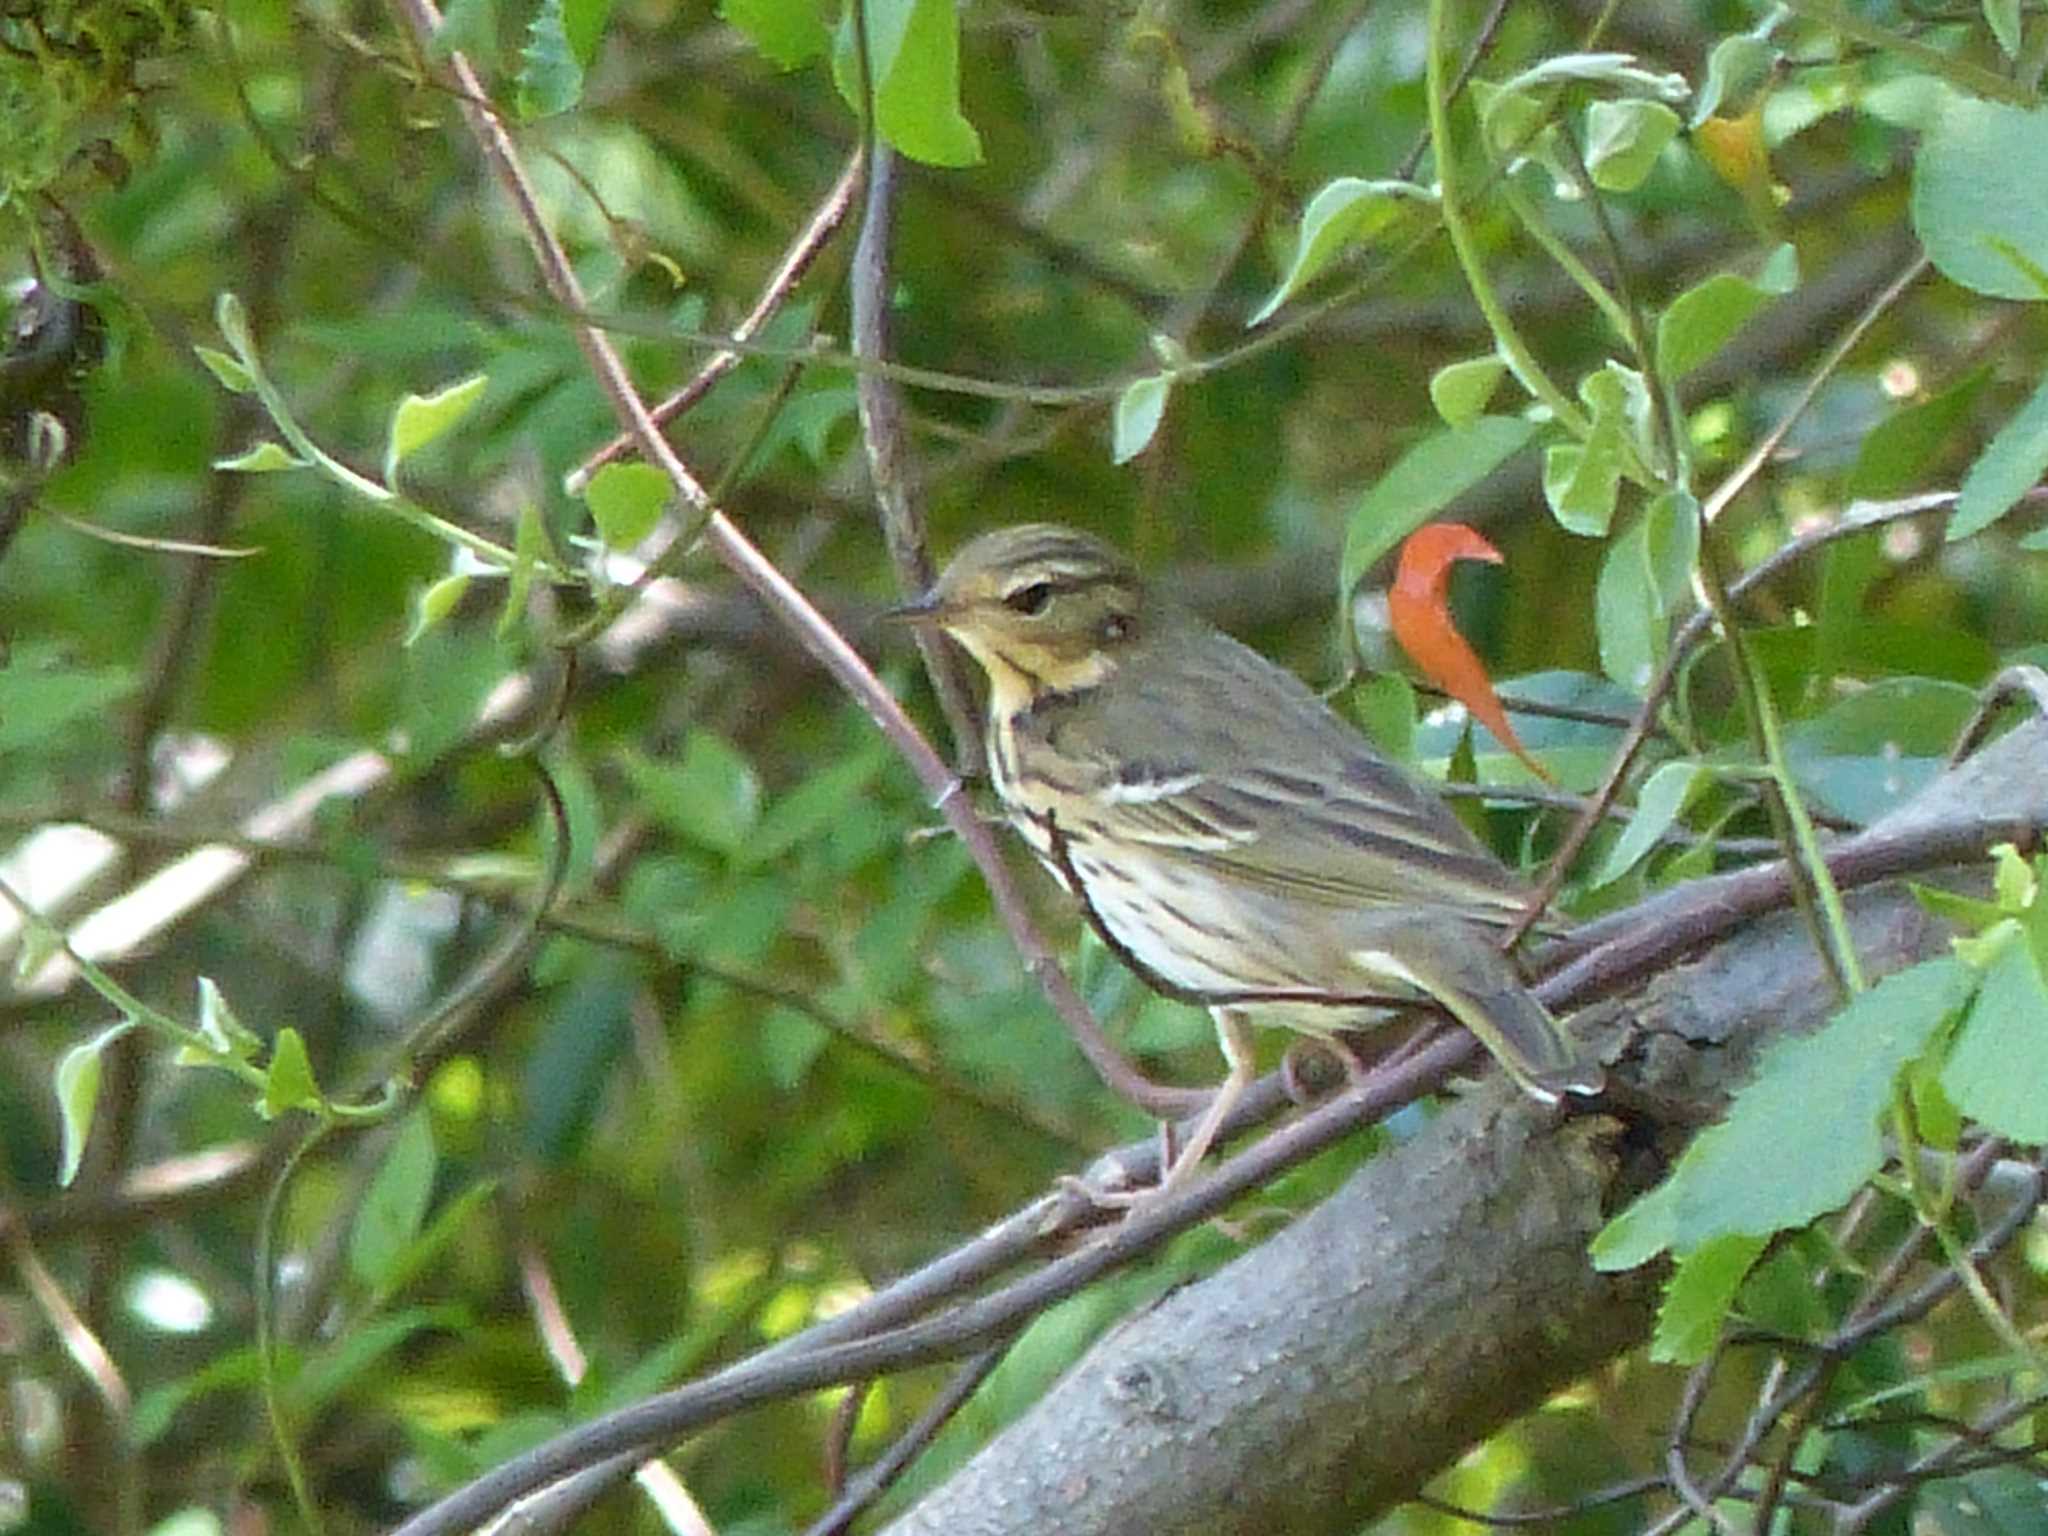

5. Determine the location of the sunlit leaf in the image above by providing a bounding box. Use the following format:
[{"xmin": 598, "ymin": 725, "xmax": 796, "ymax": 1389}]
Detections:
[
  {"xmin": 385, "ymin": 373, "xmax": 488, "ymax": 482},
  {"xmin": 55, "ymin": 1022, "xmax": 135, "ymax": 1186},
  {"xmin": 722, "ymin": 0, "xmax": 830, "ymax": 68},
  {"xmin": 1112, "ymin": 374, "xmax": 1170, "ymax": 464},
  {"xmin": 1950, "ymin": 368, "xmax": 2048, "ymax": 539},
  {"xmin": 1656, "ymin": 244, "xmax": 1797, "ymax": 381},
  {"xmin": 583, "ymin": 461, "xmax": 672, "ymax": 548},
  {"xmin": 214, "ymin": 442, "xmax": 306, "ymax": 473},
  {"xmin": 1912, "ymin": 97, "xmax": 2048, "ymax": 301},
  {"xmin": 1649, "ymin": 1232, "xmax": 1766, "ymax": 1364},
  {"xmin": 1584, "ymin": 99, "xmax": 1680, "ymax": 192},
  {"xmin": 1428, "ymin": 355, "xmax": 1506, "ymax": 427},
  {"xmin": 1590, "ymin": 759, "xmax": 1705, "ymax": 887},
  {"xmin": 1941, "ymin": 933, "xmax": 2048, "ymax": 1142},
  {"xmin": 1249, "ymin": 178, "xmax": 1436, "ymax": 327},
  {"xmin": 260, "ymin": 1028, "xmax": 324, "ymax": 1119}
]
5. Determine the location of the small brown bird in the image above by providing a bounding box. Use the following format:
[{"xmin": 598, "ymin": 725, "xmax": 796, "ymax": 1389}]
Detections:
[{"xmin": 895, "ymin": 524, "xmax": 1601, "ymax": 1191}]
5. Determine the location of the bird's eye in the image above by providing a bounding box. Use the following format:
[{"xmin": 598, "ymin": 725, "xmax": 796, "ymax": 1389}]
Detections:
[{"xmin": 1004, "ymin": 581, "xmax": 1055, "ymax": 616}]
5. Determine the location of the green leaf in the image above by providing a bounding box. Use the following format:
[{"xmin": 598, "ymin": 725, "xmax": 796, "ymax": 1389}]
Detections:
[
  {"xmin": 1600, "ymin": 958, "xmax": 1976, "ymax": 1265},
  {"xmin": 1848, "ymin": 366, "xmax": 1989, "ymax": 498},
  {"xmin": 498, "ymin": 502, "xmax": 553, "ymax": 638},
  {"xmin": 1941, "ymin": 935, "xmax": 2048, "ymax": 1142},
  {"xmin": 1428, "ymin": 355, "xmax": 1506, "ymax": 427},
  {"xmin": 385, "ymin": 373, "xmax": 488, "ymax": 482},
  {"xmin": 0, "ymin": 652, "xmax": 135, "ymax": 754},
  {"xmin": 293, "ymin": 1305, "xmax": 469, "ymax": 1416},
  {"xmin": 583, "ymin": 461, "xmax": 672, "ymax": 548},
  {"xmin": 193, "ymin": 345, "xmax": 254, "ymax": 394},
  {"xmin": 404, "ymin": 572, "xmax": 472, "ymax": 648},
  {"xmin": 1983, "ymin": 0, "xmax": 2023, "ymax": 57},
  {"xmin": 1590, "ymin": 759, "xmax": 1705, "ymax": 888},
  {"xmin": 1649, "ymin": 1232, "xmax": 1766, "ymax": 1364},
  {"xmin": 1691, "ymin": 33, "xmax": 1778, "ymax": 125},
  {"xmin": 145, "ymin": 1509, "xmax": 224, "ymax": 1536},
  {"xmin": 832, "ymin": 0, "xmax": 981, "ymax": 167},
  {"xmin": 623, "ymin": 733, "xmax": 763, "ymax": 856},
  {"xmin": 214, "ymin": 442, "xmax": 307, "ymax": 473},
  {"xmin": 214, "ymin": 291, "xmax": 255, "ymax": 362},
  {"xmin": 1949, "ymin": 368, "xmax": 2048, "ymax": 540},
  {"xmin": 1345, "ymin": 672, "xmax": 1417, "ymax": 765},
  {"xmin": 55, "ymin": 1022, "xmax": 134, "ymax": 1186},
  {"xmin": 740, "ymin": 747, "xmax": 889, "ymax": 869},
  {"xmin": 1912, "ymin": 97, "xmax": 2048, "ymax": 301},
  {"xmin": 371, "ymin": 1178, "xmax": 499, "ymax": 1303},
  {"xmin": 1655, "ymin": 244, "xmax": 1798, "ymax": 381},
  {"xmin": 1594, "ymin": 489, "xmax": 1699, "ymax": 693},
  {"xmin": 722, "ymin": 0, "xmax": 829, "ymax": 69},
  {"xmin": 1785, "ymin": 677, "xmax": 1980, "ymax": 825},
  {"xmin": 1112, "ymin": 374, "xmax": 1170, "ymax": 464},
  {"xmin": 1584, "ymin": 99, "xmax": 1680, "ymax": 192},
  {"xmin": 180, "ymin": 976, "xmax": 261, "ymax": 1064},
  {"xmin": 562, "ymin": 0, "xmax": 613, "ymax": 63},
  {"xmin": 1248, "ymin": 178, "xmax": 1436, "ymax": 327},
  {"xmin": 260, "ymin": 1027, "xmax": 324, "ymax": 1119},
  {"xmin": 1338, "ymin": 416, "xmax": 1539, "ymax": 603},
  {"xmin": 517, "ymin": 0, "xmax": 583, "ymax": 118},
  {"xmin": 349, "ymin": 1112, "xmax": 439, "ymax": 1292}
]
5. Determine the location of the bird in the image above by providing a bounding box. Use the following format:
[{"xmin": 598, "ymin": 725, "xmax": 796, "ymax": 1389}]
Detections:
[{"xmin": 891, "ymin": 523, "xmax": 1602, "ymax": 1193}]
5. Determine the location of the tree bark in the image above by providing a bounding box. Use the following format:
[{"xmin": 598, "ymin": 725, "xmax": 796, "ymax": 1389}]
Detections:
[{"xmin": 880, "ymin": 719, "xmax": 2048, "ymax": 1536}]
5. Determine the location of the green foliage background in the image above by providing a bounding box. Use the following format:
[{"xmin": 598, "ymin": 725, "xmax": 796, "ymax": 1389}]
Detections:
[{"xmin": 2, "ymin": 0, "xmax": 2047, "ymax": 1532}]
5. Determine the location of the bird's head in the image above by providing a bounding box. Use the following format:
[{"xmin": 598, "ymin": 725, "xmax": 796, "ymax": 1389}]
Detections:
[{"xmin": 888, "ymin": 524, "xmax": 1148, "ymax": 703}]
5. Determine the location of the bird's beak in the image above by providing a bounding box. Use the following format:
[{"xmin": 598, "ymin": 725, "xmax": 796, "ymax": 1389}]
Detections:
[{"xmin": 876, "ymin": 591, "xmax": 946, "ymax": 627}]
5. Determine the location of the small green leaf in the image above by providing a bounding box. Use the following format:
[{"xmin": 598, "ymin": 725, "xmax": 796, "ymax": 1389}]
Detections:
[
  {"xmin": 1650, "ymin": 1232, "xmax": 1766, "ymax": 1364},
  {"xmin": 831, "ymin": 0, "xmax": 982, "ymax": 167},
  {"xmin": 1584, "ymin": 99, "xmax": 1681, "ymax": 192},
  {"xmin": 1594, "ymin": 490, "xmax": 1699, "ymax": 692},
  {"xmin": 518, "ymin": 0, "xmax": 583, "ymax": 117},
  {"xmin": 623, "ymin": 734, "xmax": 764, "ymax": 857},
  {"xmin": 1655, "ymin": 245, "xmax": 1797, "ymax": 381},
  {"xmin": 583, "ymin": 461, "xmax": 672, "ymax": 548},
  {"xmin": 385, "ymin": 373, "xmax": 488, "ymax": 482},
  {"xmin": 1691, "ymin": 33, "xmax": 1777, "ymax": 125},
  {"xmin": 1941, "ymin": 935, "xmax": 2048, "ymax": 1142},
  {"xmin": 499, "ymin": 503, "xmax": 553, "ymax": 638},
  {"xmin": 0, "ymin": 650, "xmax": 136, "ymax": 754},
  {"xmin": 1338, "ymin": 416, "xmax": 1539, "ymax": 604},
  {"xmin": 188, "ymin": 977, "xmax": 261, "ymax": 1062},
  {"xmin": 1112, "ymin": 375, "xmax": 1171, "ymax": 464},
  {"xmin": 214, "ymin": 442, "xmax": 307, "ymax": 473},
  {"xmin": 1542, "ymin": 435, "xmax": 1619, "ymax": 536},
  {"xmin": 1249, "ymin": 178, "xmax": 1436, "ymax": 327},
  {"xmin": 349, "ymin": 1112, "xmax": 439, "ymax": 1292},
  {"xmin": 1848, "ymin": 366, "xmax": 1989, "ymax": 498},
  {"xmin": 214, "ymin": 292, "xmax": 255, "ymax": 361},
  {"xmin": 562, "ymin": 0, "xmax": 613, "ymax": 62},
  {"xmin": 1949, "ymin": 368, "xmax": 2048, "ymax": 540},
  {"xmin": 1590, "ymin": 759, "xmax": 1704, "ymax": 887},
  {"xmin": 194, "ymin": 346, "xmax": 254, "ymax": 394},
  {"xmin": 1983, "ymin": 0, "xmax": 2023, "ymax": 56},
  {"xmin": 260, "ymin": 1027, "xmax": 324, "ymax": 1119},
  {"xmin": 1912, "ymin": 97, "xmax": 2048, "ymax": 301},
  {"xmin": 1428, "ymin": 355, "xmax": 1506, "ymax": 427},
  {"xmin": 722, "ymin": 0, "xmax": 829, "ymax": 68},
  {"xmin": 739, "ymin": 747, "xmax": 889, "ymax": 869},
  {"xmin": 1991, "ymin": 842, "xmax": 2037, "ymax": 912},
  {"xmin": 404, "ymin": 572, "xmax": 473, "ymax": 648},
  {"xmin": 55, "ymin": 1022, "xmax": 135, "ymax": 1186}
]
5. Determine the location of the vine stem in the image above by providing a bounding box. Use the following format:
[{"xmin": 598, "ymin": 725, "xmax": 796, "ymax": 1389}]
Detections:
[{"xmin": 1424, "ymin": 0, "xmax": 1587, "ymax": 437}]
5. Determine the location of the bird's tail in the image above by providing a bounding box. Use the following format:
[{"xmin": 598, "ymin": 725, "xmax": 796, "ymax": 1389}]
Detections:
[{"xmin": 1346, "ymin": 916, "xmax": 1603, "ymax": 1102}]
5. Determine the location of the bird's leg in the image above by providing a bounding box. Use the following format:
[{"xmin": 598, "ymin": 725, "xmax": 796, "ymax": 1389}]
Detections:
[
  {"xmin": 1154, "ymin": 1007, "xmax": 1256, "ymax": 1195},
  {"xmin": 1057, "ymin": 1010, "xmax": 1254, "ymax": 1209}
]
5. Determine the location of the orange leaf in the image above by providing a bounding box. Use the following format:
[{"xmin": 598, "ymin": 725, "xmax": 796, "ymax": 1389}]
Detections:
[{"xmin": 1388, "ymin": 522, "xmax": 1553, "ymax": 783}]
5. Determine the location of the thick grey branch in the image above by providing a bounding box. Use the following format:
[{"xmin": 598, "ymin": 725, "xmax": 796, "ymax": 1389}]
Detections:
[{"xmin": 877, "ymin": 721, "xmax": 2048, "ymax": 1536}]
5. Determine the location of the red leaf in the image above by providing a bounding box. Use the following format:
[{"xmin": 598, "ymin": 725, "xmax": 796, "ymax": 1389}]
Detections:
[{"xmin": 1388, "ymin": 522, "xmax": 1553, "ymax": 783}]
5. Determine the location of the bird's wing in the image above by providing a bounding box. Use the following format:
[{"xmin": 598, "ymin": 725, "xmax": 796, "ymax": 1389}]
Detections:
[{"xmin": 1041, "ymin": 626, "xmax": 1534, "ymax": 922}]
